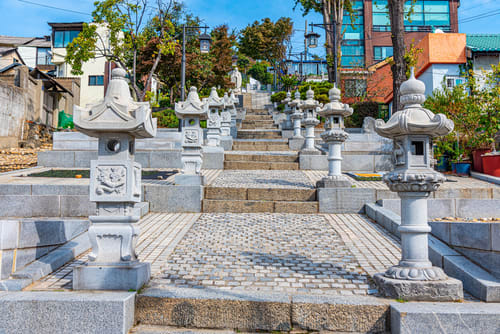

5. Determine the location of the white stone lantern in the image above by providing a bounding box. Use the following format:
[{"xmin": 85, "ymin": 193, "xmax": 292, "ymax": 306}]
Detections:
[
  {"xmin": 175, "ymin": 86, "xmax": 208, "ymax": 186},
  {"xmin": 224, "ymin": 92, "xmax": 237, "ymax": 137},
  {"xmin": 299, "ymin": 87, "xmax": 320, "ymax": 154},
  {"xmin": 281, "ymin": 91, "xmax": 293, "ymax": 130},
  {"xmin": 206, "ymin": 88, "xmax": 224, "ymax": 150},
  {"xmin": 289, "ymin": 90, "xmax": 303, "ymax": 139},
  {"xmin": 317, "ymin": 85, "xmax": 353, "ymax": 188},
  {"xmin": 374, "ymin": 69, "xmax": 463, "ymax": 301},
  {"xmin": 72, "ymin": 68, "xmax": 157, "ymax": 290}
]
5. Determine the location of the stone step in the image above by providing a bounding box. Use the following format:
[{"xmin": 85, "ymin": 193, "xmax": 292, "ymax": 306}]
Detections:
[
  {"xmin": 231, "ymin": 143, "xmax": 290, "ymax": 151},
  {"xmin": 202, "ymin": 199, "xmax": 318, "ymax": 213},
  {"xmin": 205, "ymin": 187, "xmax": 316, "ymax": 201},
  {"xmin": 237, "ymin": 131, "xmax": 282, "ymax": 139},
  {"xmin": 224, "ymin": 161, "xmax": 299, "ymax": 170},
  {"xmin": 224, "ymin": 153, "xmax": 298, "ymax": 162},
  {"xmin": 244, "ymin": 115, "xmax": 273, "ymax": 121},
  {"xmin": 240, "ymin": 124, "xmax": 278, "ymax": 130}
]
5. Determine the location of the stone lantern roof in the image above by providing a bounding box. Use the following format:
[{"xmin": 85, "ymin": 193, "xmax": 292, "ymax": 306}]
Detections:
[
  {"xmin": 299, "ymin": 87, "xmax": 320, "ymax": 110},
  {"xmin": 206, "ymin": 87, "xmax": 225, "ymax": 109},
  {"xmin": 74, "ymin": 68, "xmax": 156, "ymax": 139},
  {"xmin": 223, "ymin": 92, "xmax": 235, "ymax": 107},
  {"xmin": 289, "ymin": 90, "xmax": 301, "ymax": 108},
  {"xmin": 375, "ymin": 69, "xmax": 454, "ymax": 138},
  {"xmin": 282, "ymin": 91, "xmax": 292, "ymax": 105},
  {"xmin": 318, "ymin": 85, "xmax": 353, "ymax": 118},
  {"xmin": 175, "ymin": 86, "xmax": 208, "ymax": 120}
]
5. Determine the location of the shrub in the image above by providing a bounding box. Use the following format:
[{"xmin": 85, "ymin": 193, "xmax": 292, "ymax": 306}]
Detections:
[
  {"xmin": 298, "ymin": 81, "xmax": 334, "ymax": 100},
  {"xmin": 152, "ymin": 109, "xmax": 179, "ymax": 128},
  {"xmin": 271, "ymin": 91, "xmax": 287, "ymax": 103},
  {"xmin": 344, "ymin": 102, "xmax": 381, "ymax": 128}
]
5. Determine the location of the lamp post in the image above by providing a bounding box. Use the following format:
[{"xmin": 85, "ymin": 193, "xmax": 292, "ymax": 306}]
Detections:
[
  {"xmin": 180, "ymin": 25, "xmax": 211, "ymax": 101},
  {"xmin": 307, "ymin": 22, "xmax": 337, "ymax": 83}
]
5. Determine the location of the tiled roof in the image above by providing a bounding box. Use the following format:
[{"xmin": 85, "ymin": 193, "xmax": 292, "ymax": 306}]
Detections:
[
  {"xmin": 0, "ymin": 35, "xmax": 35, "ymax": 46},
  {"xmin": 466, "ymin": 34, "xmax": 500, "ymax": 52},
  {"xmin": 0, "ymin": 46, "xmax": 17, "ymax": 55}
]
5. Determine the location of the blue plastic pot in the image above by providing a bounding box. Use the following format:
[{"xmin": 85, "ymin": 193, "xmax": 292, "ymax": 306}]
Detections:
[
  {"xmin": 436, "ymin": 156, "xmax": 449, "ymax": 172},
  {"xmin": 452, "ymin": 162, "xmax": 471, "ymax": 176}
]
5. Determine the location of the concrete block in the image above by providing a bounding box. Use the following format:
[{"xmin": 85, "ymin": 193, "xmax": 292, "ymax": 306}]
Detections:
[
  {"xmin": 74, "ymin": 150, "xmax": 98, "ymax": 168},
  {"xmin": 299, "ymin": 154, "xmax": 327, "ymax": 170},
  {"xmin": 342, "ymin": 154, "xmax": 374, "ymax": 172},
  {"xmin": 391, "ymin": 301, "xmax": 500, "ymax": 334},
  {"xmin": 60, "ymin": 195, "xmax": 96, "ymax": 217},
  {"xmin": 434, "ymin": 188, "xmax": 492, "ymax": 200},
  {"xmin": 0, "ymin": 291, "xmax": 135, "ymax": 334},
  {"xmin": 201, "ymin": 149, "xmax": 224, "ymax": 169},
  {"xmin": 374, "ymin": 274, "xmax": 463, "ymax": 302},
  {"xmin": 364, "ymin": 203, "xmax": 378, "ymax": 220},
  {"xmin": 0, "ymin": 184, "xmax": 31, "ymax": 195},
  {"xmin": 428, "ymin": 236, "xmax": 460, "ymax": 269},
  {"xmin": 73, "ymin": 262, "xmax": 150, "ymax": 291},
  {"xmin": 374, "ymin": 154, "xmax": 393, "ymax": 171},
  {"xmin": 375, "ymin": 189, "xmax": 399, "ymax": 200},
  {"xmin": 450, "ymin": 222, "xmax": 491, "ymax": 250},
  {"xmin": 144, "ymin": 185, "xmax": 202, "ymax": 213},
  {"xmin": 455, "ymin": 247, "xmax": 500, "ymax": 278},
  {"xmin": 149, "ymin": 151, "xmax": 182, "ymax": 169},
  {"xmin": 288, "ymin": 137, "xmax": 304, "ymax": 151},
  {"xmin": 18, "ymin": 219, "xmax": 89, "ymax": 248},
  {"xmin": 136, "ymin": 287, "xmax": 291, "ymax": 332},
  {"xmin": 429, "ymin": 221, "xmax": 451, "ymax": 244},
  {"xmin": 291, "ymin": 295, "xmax": 389, "ymax": 332},
  {"xmin": 492, "ymin": 223, "xmax": 500, "ymax": 252},
  {"xmin": 37, "ymin": 150, "xmax": 75, "ymax": 168},
  {"xmin": 443, "ymin": 255, "xmax": 500, "ymax": 302},
  {"xmin": 175, "ymin": 175, "xmax": 205, "ymax": 186},
  {"xmin": 220, "ymin": 137, "xmax": 233, "ymax": 151},
  {"xmin": 30, "ymin": 195, "xmax": 61, "ymax": 217},
  {"xmin": 136, "ymin": 152, "xmax": 151, "ymax": 168},
  {"xmin": 0, "ymin": 249, "xmax": 14, "ymax": 280},
  {"xmin": 428, "ymin": 199, "xmax": 455, "ymax": 219},
  {"xmin": 456, "ymin": 199, "xmax": 500, "ymax": 218},
  {"xmin": 0, "ymin": 220, "xmax": 19, "ymax": 250},
  {"xmin": 32, "ymin": 184, "xmax": 88, "ymax": 196},
  {"xmin": 0, "ymin": 195, "xmax": 33, "ymax": 217},
  {"xmin": 318, "ymin": 188, "xmax": 375, "ymax": 214}
]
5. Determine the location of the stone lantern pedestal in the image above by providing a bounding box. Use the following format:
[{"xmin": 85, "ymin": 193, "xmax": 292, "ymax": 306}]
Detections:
[
  {"xmin": 288, "ymin": 90, "xmax": 305, "ymax": 150},
  {"xmin": 281, "ymin": 91, "xmax": 293, "ymax": 130},
  {"xmin": 317, "ymin": 85, "xmax": 353, "ymax": 188},
  {"xmin": 299, "ymin": 88, "xmax": 320, "ymax": 155},
  {"xmin": 373, "ymin": 69, "xmax": 463, "ymax": 301},
  {"xmin": 72, "ymin": 68, "xmax": 157, "ymax": 290},
  {"xmin": 175, "ymin": 87, "xmax": 208, "ymax": 186}
]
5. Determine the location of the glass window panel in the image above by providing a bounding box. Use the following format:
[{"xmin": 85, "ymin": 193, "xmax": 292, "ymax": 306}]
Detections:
[
  {"xmin": 341, "ymin": 56, "xmax": 364, "ymax": 68},
  {"xmin": 96, "ymin": 75, "xmax": 104, "ymax": 85},
  {"xmin": 424, "ymin": 1, "xmax": 449, "ymax": 13},
  {"xmin": 373, "ymin": 0, "xmax": 388, "ymax": 12},
  {"xmin": 424, "ymin": 13, "xmax": 450, "ymax": 25},
  {"xmin": 405, "ymin": 12, "xmax": 424, "ymax": 25},
  {"xmin": 37, "ymin": 47, "xmax": 52, "ymax": 65},
  {"xmin": 70, "ymin": 30, "xmax": 80, "ymax": 43},
  {"xmin": 373, "ymin": 46, "xmax": 393, "ymax": 60},
  {"xmin": 373, "ymin": 12, "xmax": 391, "ymax": 25},
  {"xmin": 351, "ymin": 1, "xmax": 364, "ymax": 10},
  {"xmin": 405, "ymin": 0, "xmax": 423, "ymax": 12},
  {"xmin": 54, "ymin": 31, "xmax": 64, "ymax": 48},
  {"xmin": 64, "ymin": 31, "xmax": 71, "ymax": 46},
  {"xmin": 344, "ymin": 32, "xmax": 363, "ymax": 40},
  {"xmin": 344, "ymin": 14, "xmax": 363, "ymax": 25},
  {"xmin": 342, "ymin": 45, "xmax": 365, "ymax": 56}
]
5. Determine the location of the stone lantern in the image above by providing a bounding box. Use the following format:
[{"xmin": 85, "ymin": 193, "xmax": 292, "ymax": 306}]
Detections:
[
  {"xmin": 317, "ymin": 85, "xmax": 353, "ymax": 188},
  {"xmin": 175, "ymin": 86, "xmax": 208, "ymax": 186},
  {"xmin": 299, "ymin": 87, "xmax": 320, "ymax": 155},
  {"xmin": 72, "ymin": 68, "xmax": 157, "ymax": 290},
  {"xmin": 206, "ymin": 88, "xmax": 224, "ymax": 150},
  {"xmin": 281, "ymin": 91, "xmax": 293, "ymax": 130},
  {"xmin": 289, "ymin": 90, "xmax": 303, "ymax": 139},
  {"xmin": 224, "ymin": 92, "xmax": 237, "ymax": 138},
  {"xmin": 374, "ymin": 69, "xmax": 463, "ymax": 301}
]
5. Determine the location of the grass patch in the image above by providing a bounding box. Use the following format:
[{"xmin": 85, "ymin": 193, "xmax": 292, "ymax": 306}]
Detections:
[{"xmin": 27, "ymin": 169, "xmax": 177, "ymax": 180}]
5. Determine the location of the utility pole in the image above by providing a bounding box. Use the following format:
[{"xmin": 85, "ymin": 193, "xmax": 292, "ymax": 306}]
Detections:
[
  {"xmin": 181, "ymin": 24, "xmax": 187, "ymax": 101},
  {"xmin": 332, "ymin": 17, "xmax": 338, "ymax": 84},
  {"xmin": 304, "ymin": 20, "xmax": 308, "ymax": 61}
]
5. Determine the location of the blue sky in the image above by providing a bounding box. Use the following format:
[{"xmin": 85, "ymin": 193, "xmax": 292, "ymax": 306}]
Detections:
[{"xmin": 0, "ymin": 0, "xmax": 499, "ymax": 59}]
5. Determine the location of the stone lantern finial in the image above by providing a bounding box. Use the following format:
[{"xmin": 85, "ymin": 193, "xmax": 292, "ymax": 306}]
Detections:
[{"xmin": 373, "ymin": 67, "xmax": 462, "ymax": 302}]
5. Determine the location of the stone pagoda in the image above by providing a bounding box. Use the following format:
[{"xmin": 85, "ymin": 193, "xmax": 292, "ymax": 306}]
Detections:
[
  {"xmin": 72, "ymin": 68, "xmax": 157, "ymax": 290},
  {"xmin": 374, "ymin": 69, "xmax": 463, "ymax": 301},
  {"xmin": 299, "ymin": 87, "xmax": 320, "ymax": 155},
  {"xmin": 317, "ymin": 85, "xmax": 353, "ymax": 188},
  {"xmin": 175, "ymin": 87, "xmax": 208, "ymax": 186}
]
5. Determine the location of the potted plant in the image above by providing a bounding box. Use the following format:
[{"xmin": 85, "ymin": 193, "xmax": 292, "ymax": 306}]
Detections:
[{"xmin": 433, "ymin": 135, "xmax": 454, "ymax": 172}]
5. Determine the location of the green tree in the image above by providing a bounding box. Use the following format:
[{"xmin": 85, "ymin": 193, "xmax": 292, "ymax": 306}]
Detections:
[
  {"xmin": 207, "ymin": 25, "xmax": 236, "ymax": 88},
  {"xmin": 248, "ymin": 62, "xmax": 273, "ymax": 85},
  {"xmin": 65, "ymin": 0, "xmax": 179, "ymax": 101}
]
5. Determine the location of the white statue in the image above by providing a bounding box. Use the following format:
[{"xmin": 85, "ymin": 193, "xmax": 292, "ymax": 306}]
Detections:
[{"xmin": 230, "ymin": 67, "xmax": 242, "ymax": 93}]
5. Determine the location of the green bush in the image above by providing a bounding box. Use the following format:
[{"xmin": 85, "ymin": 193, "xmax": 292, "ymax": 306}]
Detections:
[
  {"xmin": 152, "ymin": 109, "xmax": 179, "ymax": 128},
  {"xmin": 298, "ymin": 81, "xmax": 334, "ymax": 101},
  {"xmin": 248, "ymin": 62, "xmax": 273, "ymax": 85},
  {"xmin": 277, "ymin": 103, "xmax": 285, "ymax": 111},
  {"xmin": 271, "ymin": 91, "xmax": 287, "ymax": 103},
  {"xmin": 344, "ymin": 102, "xmax": 381, "ymax": 128}
]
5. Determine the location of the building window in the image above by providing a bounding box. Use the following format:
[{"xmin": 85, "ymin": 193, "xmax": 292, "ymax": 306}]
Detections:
[
  {"xmin": 445, "ymin": 76, "xmax": 464, "ymax": 89},
  {"xmin": 373, "ymin": 0, "xmax": 450, "ymax": 32},
  {"xmin": 342, "ymin": 0, "xmax": 365, "ymax": 68},
  {"xmin": 344, "ymin": 79, "xmax": 367, "ymax": 97},
  {"xmin": 374, "ymin": 46, "xmax": 393, "ymax": 61},
  {"xmin": 89, "ymin": 75, "xmax": 104, "ymax": 86},
  {"xmin": 37, "ymin": 47, "xmax": 52, "ymax": 65},
  {"xmin": 53, "ymin": 30, "xmax": 81, "ymax": 48}
]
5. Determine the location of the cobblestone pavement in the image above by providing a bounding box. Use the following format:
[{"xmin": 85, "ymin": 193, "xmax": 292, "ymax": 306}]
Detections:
[
  {"xmin": 210, "ymin": 170, "xmax": 314, "ymax": 189},
  {"xmin": 151, "ymin": 213, "xmax": 378, "ymax": 296}
]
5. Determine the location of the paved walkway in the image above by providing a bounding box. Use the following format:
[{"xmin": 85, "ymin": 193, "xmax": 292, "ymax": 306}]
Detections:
[{"xmin": 28, "ymin": 212, "xmax": 400, "ymax": 296}]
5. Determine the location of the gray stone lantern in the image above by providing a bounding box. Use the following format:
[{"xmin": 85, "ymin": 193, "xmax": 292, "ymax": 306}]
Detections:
[
  {"xmin": 299, "ymin": 87, "xmax": 320, "ymax": 155},
  {"xmin": 281, "ymin": 91, "xmax": 293, "ymax": 130},
  {"xmin": 374, "ymin": 69, "xmax": 463, "ymax": 301},
  {"xmin": 224, "ymin": 92, "xmax": 238, "ymax": 138},
  {"xmin": 317, "ymin": 85, "xmax": 353, "ymax": 188},
  {"xmin": 175, "ymin": 86, "xmax": 208, "ymax": 186},
  {"xmin": 289, "ymin": 90, "xmax": 303, "ymax": 139},
  {"xmin": 206, "ymin": 88, "xmax": 224, "ymax": 150},
  {"xmin": 72, "ymin": 68, "xmax": 157, "ymax": 290}
]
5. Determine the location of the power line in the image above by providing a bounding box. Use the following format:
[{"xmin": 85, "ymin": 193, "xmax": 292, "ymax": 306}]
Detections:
[
  {"xmin": 17, "ymin": 0, "xmax": 92, "ymax": 16},
  {"xmin": 459, "ymin": 9, "xmax": 500, "ymax": 23}
]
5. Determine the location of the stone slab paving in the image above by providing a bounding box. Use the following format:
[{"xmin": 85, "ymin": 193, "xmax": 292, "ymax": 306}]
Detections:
[
  {"xmin": 150, "ymin": 213, "xmax": 378, "ymax": 296},
  {"xmin": 210, "ymin": 170, "xmax": 315, "ymax": 189},
  {"xmin": 28, "ymin": 213, "xmax": 200, "ymax": 291}
]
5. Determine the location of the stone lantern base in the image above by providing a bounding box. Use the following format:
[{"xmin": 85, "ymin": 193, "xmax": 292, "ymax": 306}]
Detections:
[
  {"xmin": 374, "ymin": 274, "xmax": 463, "ymax": 302},
  {"xmin": 74, "ymin": 262, "xmax": 150, "ymax": 291},
  {"xmin": 316, "ymin": 175, "xmax": 352, "ymax": 188}
]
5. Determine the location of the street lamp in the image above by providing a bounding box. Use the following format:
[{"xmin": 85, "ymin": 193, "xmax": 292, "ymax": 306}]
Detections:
[
  {"xmin": 199, "ymin": 33, "xmax": 211, "ymax": 54},
  {"xmin": 309, "ymin": 22, "xmax": 338, "ymax": 83},
  {"xmin": 181, "ymin": 24, "xmax": 210, "ymax": 101},
  {"xmin": 305, "ymin": 31, "xmax": 321, "ymax": 49},
  {"xmin": 231, "ymin": 54, "xmax": 238, "ymax": 67}
]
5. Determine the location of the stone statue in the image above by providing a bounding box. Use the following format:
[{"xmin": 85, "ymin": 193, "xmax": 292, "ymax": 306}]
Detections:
[{"xmin": 230, "ymin": 67, "xmax": 242, "ymax": 93}]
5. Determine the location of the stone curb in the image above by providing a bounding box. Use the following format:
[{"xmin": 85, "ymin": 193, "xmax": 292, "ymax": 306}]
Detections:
[
  {"xmin": 0, "ymin": 232, "xmax": 90, "ymax": 291},
  {"xmin": 471, "ymin": 171, "xmax": 500, "ymax": 186},
  {"xmin": 365, "ymin": 202, "xmax": 500, "ymax": 302},
  {"xmin": 0, "ymin": 291, "xmax": 135, "ymax": 334}
]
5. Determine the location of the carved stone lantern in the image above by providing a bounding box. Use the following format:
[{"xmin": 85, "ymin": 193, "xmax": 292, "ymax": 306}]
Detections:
[
  {"xmin": 206, "ymin": 88, "xmax": 224, "ymax": 150},
  {"xmin": 317, "ymin": 85, "xmax": 353, "ymax": 188},
  {"xmin": 224, "ymin": 92, "xmax": 237, "ymax": 137},
  {"xmin": 289, "ymin": 90, "xmax": 303, "ymax": 139},
  {"xmin": 374, "ymin": 69, "xmax": 463, "ymax": 301},
  {"xmin": 175, "ymin": 86, "xmax": 208, "ymax": 186},
  {"xmin": 299, "ymin": 87, "xmax": 320, "ymax": 154},
  {"xmin": 281, "ymin": 91, "xmax": 293, "ymax": 130},
  {"xmin": 72, "ymin": 68, "xmax": 157, "ymax": 290}
]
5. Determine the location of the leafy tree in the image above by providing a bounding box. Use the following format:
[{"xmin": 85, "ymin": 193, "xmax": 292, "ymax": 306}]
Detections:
[
  {"xmin": 248, "ymin": 62, "xmax": 273, "ymax": 85},
  {"xmin": 65, "ymin": 0, "xmax": 179, "ymax": 101},
  {"xmin": 236, "ymin": 54, "xmax": 251, "ymax": 74},
  {"xmin": 280, "ymin": 74, "xmax": 299, "ymax": 91},
  {"xmin": 294, "ymin": 0, "xmax": 355, "ymax": 83},
  {"xmin": 238, "ymin": 17, "xmax": 293, "ymax": 68},
  {"xmin": 387, "ymin": 0, "xmax": 406, "ymax": 113},
  {"xmin": 207, "ymin": 25, "xmax": 236, "ymax": 88}
]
